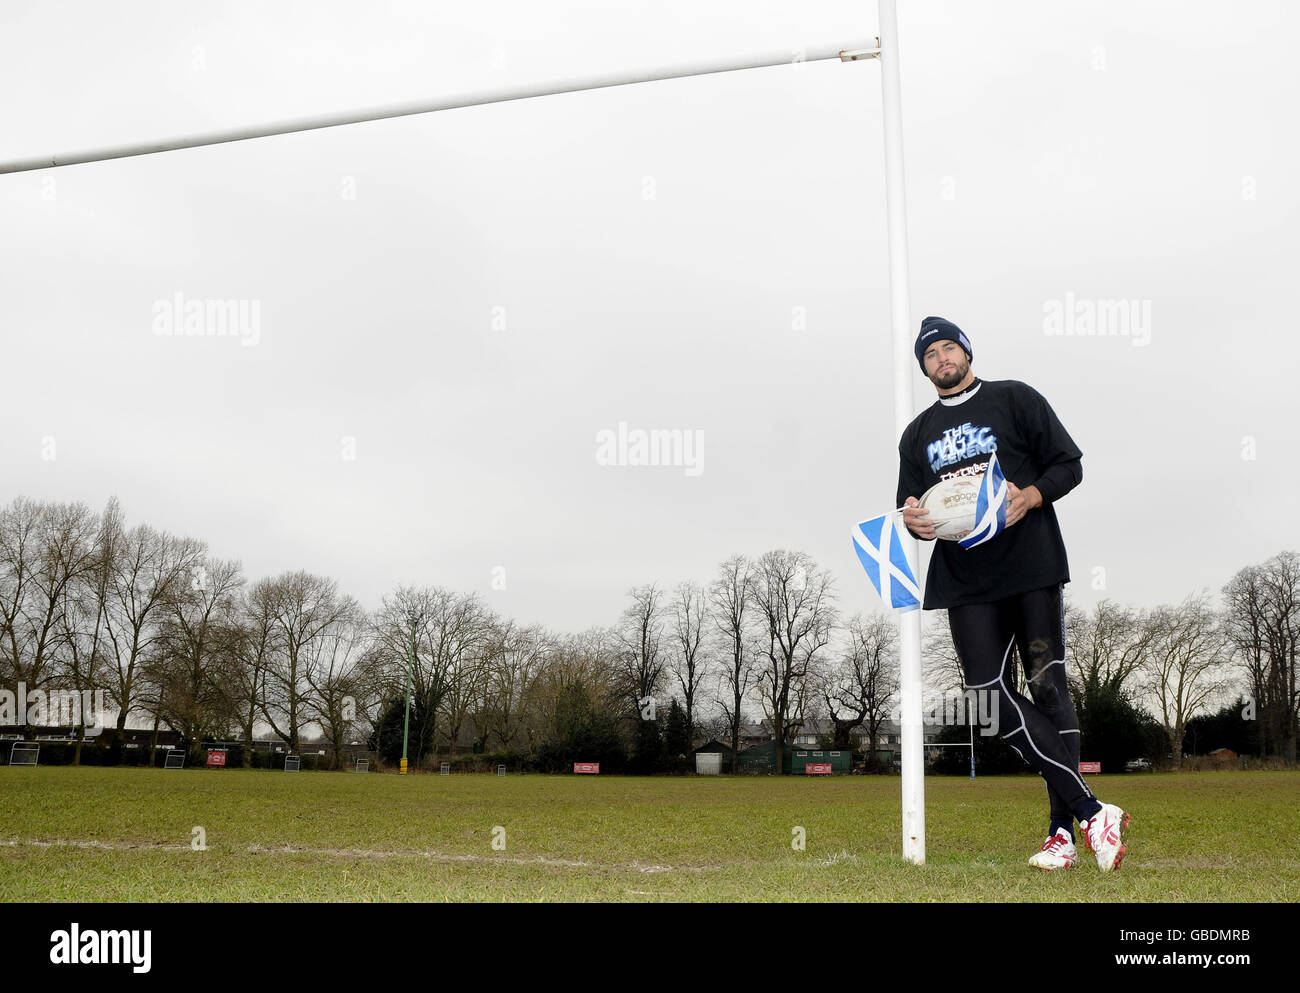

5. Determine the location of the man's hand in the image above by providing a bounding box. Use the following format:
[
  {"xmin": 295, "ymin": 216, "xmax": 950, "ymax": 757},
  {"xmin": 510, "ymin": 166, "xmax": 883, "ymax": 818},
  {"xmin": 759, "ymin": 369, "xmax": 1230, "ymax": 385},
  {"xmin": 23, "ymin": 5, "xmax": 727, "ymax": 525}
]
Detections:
[
  {"xmin": 1005, "ymin": 482, "xmax": 1043, "ymax": 528},
  {"xmin": 902, "ymin": 496, "xmax": 936, "ymax": 540}
]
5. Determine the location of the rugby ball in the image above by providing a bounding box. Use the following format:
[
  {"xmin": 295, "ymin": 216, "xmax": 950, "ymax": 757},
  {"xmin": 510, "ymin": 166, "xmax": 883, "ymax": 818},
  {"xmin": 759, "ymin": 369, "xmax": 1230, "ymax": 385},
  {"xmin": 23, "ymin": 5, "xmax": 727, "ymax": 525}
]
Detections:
[{"xmin": 918, "ymin": 476, "xmax": 982, "ymax": 541}]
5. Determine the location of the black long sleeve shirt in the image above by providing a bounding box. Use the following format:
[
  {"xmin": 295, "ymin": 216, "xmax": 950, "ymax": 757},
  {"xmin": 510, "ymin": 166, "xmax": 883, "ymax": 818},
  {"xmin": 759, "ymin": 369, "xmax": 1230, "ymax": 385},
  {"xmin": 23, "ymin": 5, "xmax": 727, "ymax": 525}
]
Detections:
[{"xmin": 895, "ymin": 379, "xmax": 1083, "ymax": 609}]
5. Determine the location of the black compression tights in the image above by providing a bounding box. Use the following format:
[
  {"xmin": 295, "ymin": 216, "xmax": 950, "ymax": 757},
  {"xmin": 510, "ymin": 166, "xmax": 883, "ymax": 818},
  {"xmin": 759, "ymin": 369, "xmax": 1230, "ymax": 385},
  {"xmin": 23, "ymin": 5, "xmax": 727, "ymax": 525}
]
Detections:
[{"xmin": 947, "ymin": 584, "xmax": 1100, "ymax": 825}]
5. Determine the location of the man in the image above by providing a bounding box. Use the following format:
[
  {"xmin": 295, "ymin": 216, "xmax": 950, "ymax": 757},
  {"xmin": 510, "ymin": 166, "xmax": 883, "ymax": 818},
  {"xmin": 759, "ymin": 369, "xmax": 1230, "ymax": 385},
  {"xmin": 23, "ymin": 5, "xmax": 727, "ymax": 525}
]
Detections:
[{"xmin": 896, "ymin": 316, "xmax": 1129, "ymax": 872}]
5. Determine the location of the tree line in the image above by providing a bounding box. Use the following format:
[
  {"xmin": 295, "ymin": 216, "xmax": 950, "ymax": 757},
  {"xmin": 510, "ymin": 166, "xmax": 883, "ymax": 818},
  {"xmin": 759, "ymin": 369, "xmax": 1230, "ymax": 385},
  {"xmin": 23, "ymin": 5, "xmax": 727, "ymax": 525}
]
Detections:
[{"xmin": 1, "ymin": 495, "xmax": 1295, "ymax": 770}]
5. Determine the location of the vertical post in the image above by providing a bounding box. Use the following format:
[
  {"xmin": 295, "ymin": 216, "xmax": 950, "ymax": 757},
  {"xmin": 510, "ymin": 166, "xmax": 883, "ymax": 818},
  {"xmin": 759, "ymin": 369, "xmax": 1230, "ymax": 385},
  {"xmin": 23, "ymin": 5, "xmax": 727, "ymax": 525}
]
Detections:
[
  {"xmin": 402, "ymin": 616, "xmax": 415, "ymax": 775},
  {"xmin": 969, "ymin": 699, "xmax": 976, "ymax": 780},
  {"xmin": 878, "ymin": 0, "xmax": 924, "ymax": 864}
]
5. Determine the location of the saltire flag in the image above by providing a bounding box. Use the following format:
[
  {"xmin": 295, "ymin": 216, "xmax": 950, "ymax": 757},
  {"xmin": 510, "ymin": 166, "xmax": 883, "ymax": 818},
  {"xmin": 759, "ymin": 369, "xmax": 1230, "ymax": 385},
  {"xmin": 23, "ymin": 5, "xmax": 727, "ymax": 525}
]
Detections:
[
  {"xmin": 958, "ymin": 451, "xmax": 1008, "ymax": 550},
  {"xmin": 851, "ymin": 513, "xmax": 921, "ymax": 612}
]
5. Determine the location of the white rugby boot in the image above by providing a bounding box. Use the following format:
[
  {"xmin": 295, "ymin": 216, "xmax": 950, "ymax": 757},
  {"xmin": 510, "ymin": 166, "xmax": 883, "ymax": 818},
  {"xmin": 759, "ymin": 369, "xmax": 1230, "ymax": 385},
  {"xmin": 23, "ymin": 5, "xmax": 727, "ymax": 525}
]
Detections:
[
  {"xmin": 1027, "ymin": 827, "xmax": 1077, "ymax": 871},
  {"xmin": 1080, "ymin": 803, "xmax": 1130, "ymax": 872}
]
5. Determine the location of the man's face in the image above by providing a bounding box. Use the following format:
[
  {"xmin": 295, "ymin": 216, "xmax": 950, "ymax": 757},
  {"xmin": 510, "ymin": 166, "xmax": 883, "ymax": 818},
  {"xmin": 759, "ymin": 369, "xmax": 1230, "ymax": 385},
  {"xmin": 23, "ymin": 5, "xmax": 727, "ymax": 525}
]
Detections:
[{"xmin": 924, "ymin": 339, "xmax": 970, "ymax": 389}]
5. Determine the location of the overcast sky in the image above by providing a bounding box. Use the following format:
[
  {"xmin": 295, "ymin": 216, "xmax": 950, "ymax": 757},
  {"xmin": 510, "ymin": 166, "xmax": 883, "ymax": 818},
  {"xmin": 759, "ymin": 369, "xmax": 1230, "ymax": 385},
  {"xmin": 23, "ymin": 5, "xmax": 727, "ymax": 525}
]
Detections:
[{"xmin": 1, "ymin": 0, "xmax": 1293, "ymax": 636}]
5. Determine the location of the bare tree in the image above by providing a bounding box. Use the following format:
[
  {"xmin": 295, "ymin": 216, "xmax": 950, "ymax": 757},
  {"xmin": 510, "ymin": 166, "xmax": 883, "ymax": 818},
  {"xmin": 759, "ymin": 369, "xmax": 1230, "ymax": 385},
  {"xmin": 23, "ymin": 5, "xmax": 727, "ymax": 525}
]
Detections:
[
  {"xmin": 922, "ymin": 611, "xmax": 964, "ymax": 694},
  {"xmin": 368, "ymin": 588, "xmax": 428, "ymax": 716},
  {"xmin": 820, "ymin": 612, "xmax": 898, "ymax": 760},
  {"xmin": 304, "ymin": 601, "xmax": 369, "ymax": 768},
  {"xmin": 709, "ymin": 554, "xmax": 756, "ymax": 764},
  {"xmin": 52, "ymin": 499, "xmax": 123, "ymax": 761},
  {"xmin": 1140, "ymin": 593, "xmax": 1233, "ymax": 764},
  {"xmin": 230, "ymin": 582, "xmax": 279, "ymax": 765},
  {"xmin": 423, "ymin": 591, "xmax": 492, "ymax": 758},
  {"xmin": 501, "ymin": 625, "xmax": 619, "ymax": 760},
  {"xmin": 0, "ymin": 499, "xmax": 100, "ymax": 721},
  {"xmin": 548, "ymin": 627, "xmax": 618, "ymax": 695},
  {"xmin": 1259, "ymin": 552, "xmax": 1299, "ymax": 763},
  {"xmin": 693, "ymin": 709, "xmax": 733, "ymax": 746},
  {"xmin": 148, "ymin": 557, "xmax": 245, "ymax": 752},
  {"xmin": 1223, "ymin": 563, "xmax": 1270, "ymax": 757},
  {"xmin": 669, "ymin": 580, "xmax": 710, "ymax": 749},
  {"xmin": 0, "ymin": 499, "xmax": 40, "ymax": 689},
  {"xmin": 540, "ymin": 626, "xmax": 622, "ymax": 737},
  {"xmin": 479, "ymin": 620, "xmax": 549, "ymax": 751},
  {"xmin": 1065, "ymin": 598, "xmax": 1154, "ymax": 700},
  {"xmin": 614, "ymin": 584, "xmax": 666, "ymax": 717},
  {"xmin": 102, "ymin": 525, "xmax": 205, "ymax": 748},
  {"xmin": 1229, "ymin": 552, "xmax": 1300, "ymax": 763},
  {"xmin": 258, "ymin": 571, "xmax": 354, "ymax": 754},
  {"xmin": 369, "ymin": 586, "xmax": 487, "ymax": 765},
  {"xmin": 749, "ymin": 550, "xmax": 837, "ymax": 771}
]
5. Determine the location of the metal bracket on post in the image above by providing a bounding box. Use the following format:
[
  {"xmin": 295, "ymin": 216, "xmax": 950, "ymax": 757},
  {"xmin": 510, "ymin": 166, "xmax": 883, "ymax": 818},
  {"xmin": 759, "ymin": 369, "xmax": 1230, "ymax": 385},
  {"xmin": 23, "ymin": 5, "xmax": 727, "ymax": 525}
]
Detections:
[{"xmin": 840, "ymin": 40, "xmax": 881, "ymax": 61}]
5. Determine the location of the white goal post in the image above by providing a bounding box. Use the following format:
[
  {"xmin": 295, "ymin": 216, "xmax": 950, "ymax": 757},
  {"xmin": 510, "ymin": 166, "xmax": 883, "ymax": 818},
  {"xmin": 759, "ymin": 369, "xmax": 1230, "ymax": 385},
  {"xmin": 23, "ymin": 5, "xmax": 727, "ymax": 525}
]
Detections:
[{"xmin": 0, "ymin": 0, "xmax": 926, "ymax": 863}]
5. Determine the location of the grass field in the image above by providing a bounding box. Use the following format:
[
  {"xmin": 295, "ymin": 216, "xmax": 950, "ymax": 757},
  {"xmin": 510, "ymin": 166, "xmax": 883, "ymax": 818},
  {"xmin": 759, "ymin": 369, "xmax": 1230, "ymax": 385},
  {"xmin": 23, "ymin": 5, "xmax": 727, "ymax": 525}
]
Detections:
[{"xmin": 2, "ymin": 767, "xmax": 1297, "ymax": 902}]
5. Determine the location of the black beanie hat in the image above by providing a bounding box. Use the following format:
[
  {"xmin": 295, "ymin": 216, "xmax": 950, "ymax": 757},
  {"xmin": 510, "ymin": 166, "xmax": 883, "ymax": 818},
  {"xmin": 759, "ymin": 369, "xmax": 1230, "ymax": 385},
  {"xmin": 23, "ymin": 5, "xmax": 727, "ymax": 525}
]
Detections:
[{"xmin": 914, "ymin": 316, "xmax": 972, "ymax": 372}]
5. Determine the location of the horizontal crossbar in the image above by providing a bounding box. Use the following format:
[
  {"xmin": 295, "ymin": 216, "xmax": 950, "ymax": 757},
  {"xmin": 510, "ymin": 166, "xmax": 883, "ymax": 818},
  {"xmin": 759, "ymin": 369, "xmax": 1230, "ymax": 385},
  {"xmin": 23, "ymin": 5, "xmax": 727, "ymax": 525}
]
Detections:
[{"xmin": 0, "ymin": 39, "xmax": 876, "ymax": 174}]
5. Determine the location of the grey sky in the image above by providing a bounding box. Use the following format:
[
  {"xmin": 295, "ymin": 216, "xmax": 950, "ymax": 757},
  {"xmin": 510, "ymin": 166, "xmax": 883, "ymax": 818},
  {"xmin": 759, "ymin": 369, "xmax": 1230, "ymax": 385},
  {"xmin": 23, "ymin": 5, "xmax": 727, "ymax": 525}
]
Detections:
[{"xmin": 2, "ymin": 0, "xmax": 1294, "ymax": 636}]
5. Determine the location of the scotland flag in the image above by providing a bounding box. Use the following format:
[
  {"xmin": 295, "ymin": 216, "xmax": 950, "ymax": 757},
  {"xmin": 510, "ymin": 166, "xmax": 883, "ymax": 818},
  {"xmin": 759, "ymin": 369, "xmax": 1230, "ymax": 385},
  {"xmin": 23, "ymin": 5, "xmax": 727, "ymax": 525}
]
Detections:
[
  {"xmin": 958, "ymin": 451, "xmax": 1008, "ymax": 550},
  {"xmin": 851, "ymin": 513, "xmax": 921, "ymax": 612}
]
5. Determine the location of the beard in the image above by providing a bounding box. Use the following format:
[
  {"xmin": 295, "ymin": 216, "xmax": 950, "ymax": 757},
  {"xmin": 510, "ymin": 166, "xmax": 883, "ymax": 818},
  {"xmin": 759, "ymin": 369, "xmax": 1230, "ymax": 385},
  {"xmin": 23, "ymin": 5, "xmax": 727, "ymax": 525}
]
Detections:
[{"xmin": 930, "ymin": 354, "xmax": 970, "ymax": 390}]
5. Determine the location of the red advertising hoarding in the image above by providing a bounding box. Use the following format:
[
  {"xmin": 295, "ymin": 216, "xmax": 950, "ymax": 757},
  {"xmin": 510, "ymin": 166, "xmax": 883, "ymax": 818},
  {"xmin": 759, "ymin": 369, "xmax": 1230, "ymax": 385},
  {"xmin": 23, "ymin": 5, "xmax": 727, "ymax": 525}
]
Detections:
[
  {"xmin": 206, "ymin": 751, "xmax": 227, "ymax": 767},
  {"xmin": 805, "ymin": 763, "xmax": 832, "ymax": 775},
  {"xmin": 573, "ymin": 762, "xmax": 600, "ymax": 774},
  {"xmin": 1079, "ymin": 761, "xmax": 1101, "ymax": 773}
]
